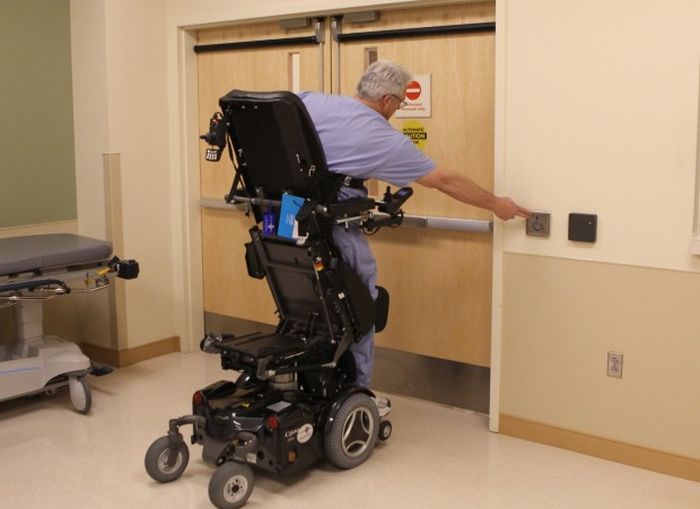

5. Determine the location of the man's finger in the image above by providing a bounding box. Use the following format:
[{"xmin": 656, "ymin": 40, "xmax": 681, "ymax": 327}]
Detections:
[{"xmin": 516, "ymin": 208, "xmax": 532, "ymax": 218}]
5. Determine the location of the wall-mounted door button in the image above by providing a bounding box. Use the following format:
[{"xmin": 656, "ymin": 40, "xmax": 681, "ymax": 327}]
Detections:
[{"xmin": 526, "ymin": 212, "xmax": 550, "ymax": 237}]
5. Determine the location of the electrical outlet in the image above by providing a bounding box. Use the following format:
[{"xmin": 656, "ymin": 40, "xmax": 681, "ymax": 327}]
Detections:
[{"xmin": 607, "ymin": 352, "xmax": 623, "ymax": 378}]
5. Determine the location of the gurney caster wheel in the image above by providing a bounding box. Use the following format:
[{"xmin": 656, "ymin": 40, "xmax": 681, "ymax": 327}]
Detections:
[
  {"xmin": 144, "ymin": 436, "xmax": 190, "ymax": 483},
  {"xmin": 325, "ymin": 393, "xmax": 379, "ymax": 469},
  {"xmin": 209, "ymin": 461, "xmax": 254, "ymax": 509},
  {"xmin": 68, "ymin": 376, "xmax": 92, "ymax": 414},
  {"xmin": 378, "ymin": 420, "xmax": 392, "ymax": 441}
]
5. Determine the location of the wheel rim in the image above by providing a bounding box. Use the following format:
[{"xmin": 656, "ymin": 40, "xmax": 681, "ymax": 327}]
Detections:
[
  {"xmin": 222, "ymin": 474, "xmax": 249, "ymax": 503},
  {"xmin": 342, "ymin": 407, "xmax": 374, "ymax": 458},
  {"xmin": 157, "ymin": 449, "xmax": 182, "ymax": 475}
]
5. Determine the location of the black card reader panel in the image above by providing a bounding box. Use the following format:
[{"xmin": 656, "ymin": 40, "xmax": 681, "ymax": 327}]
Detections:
[{"xmin": 568, "ymin": 213, "xmax": 597, "ymax": 243}]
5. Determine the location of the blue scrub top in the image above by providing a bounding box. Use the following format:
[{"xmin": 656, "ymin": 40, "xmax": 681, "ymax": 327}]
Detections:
[
  {"xmin": 299, "ymin": 92, "xmax": 434, "ymax": 297},
  {"xmin": 298, "ymin": 92, "xmax": 434, "ymax": 187}
]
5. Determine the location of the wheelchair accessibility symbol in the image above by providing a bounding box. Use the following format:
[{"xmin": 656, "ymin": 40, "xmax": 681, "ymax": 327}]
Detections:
[{"xmin": 525, "ymin": 212, "xmax": 550, "ymax": 237}]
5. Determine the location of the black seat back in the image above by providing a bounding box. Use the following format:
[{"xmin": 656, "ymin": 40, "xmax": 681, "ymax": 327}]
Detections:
[
  {"xmin": 218, "ymin": 90, "xmax": 382, "ymax": 349},
  {"xmin": 220, "ymin": 90, "xmax": 343, "ymax": 220},
  {"xmin": 252, "ymin": 237, "xmax": 327, "ymax": 325},
  {"xmin": 247, "ymin": 230, "xmax": 375, "ymax": 342}
]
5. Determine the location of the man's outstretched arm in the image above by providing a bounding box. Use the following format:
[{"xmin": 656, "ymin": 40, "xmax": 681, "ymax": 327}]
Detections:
[{"xmin": 416, "ymin": 166, "xmax": 531, "ymax": 220}]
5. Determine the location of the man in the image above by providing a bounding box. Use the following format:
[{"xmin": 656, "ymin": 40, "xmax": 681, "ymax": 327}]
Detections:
[{"xmin": 299, "ymin": 60, "xmax": 531, "ymax": 389}]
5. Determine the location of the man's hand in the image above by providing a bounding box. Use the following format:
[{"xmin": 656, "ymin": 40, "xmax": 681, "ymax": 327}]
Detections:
[{"xmin": 493, "ymin": 196, "xmax": 532, "ymax": 220}]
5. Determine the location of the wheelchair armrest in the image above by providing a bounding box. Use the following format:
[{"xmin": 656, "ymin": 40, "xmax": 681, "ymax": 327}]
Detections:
[
  {"xmin": 361, "ymin": 213, "xmax": 404, "ymax": 230},
  {"xmin": 325, "ymin": 197, "xmax": 376, "ymax": 217}
]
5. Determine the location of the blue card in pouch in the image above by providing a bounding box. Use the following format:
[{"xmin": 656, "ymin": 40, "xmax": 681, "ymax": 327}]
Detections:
[{"xmin": 277, "ymin": 193, "xmax": 305, "ymax": 239}]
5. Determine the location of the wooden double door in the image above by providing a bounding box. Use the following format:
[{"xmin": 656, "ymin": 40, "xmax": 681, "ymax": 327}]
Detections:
[{"xmin": 198, "ymin": 2, "xmax": 496, "ymax": 368}]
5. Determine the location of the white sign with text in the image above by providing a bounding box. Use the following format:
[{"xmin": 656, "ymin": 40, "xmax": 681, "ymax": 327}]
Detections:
[{"xmin": 395, "ymin": 74, "xmax": 431, "ymax": 118}]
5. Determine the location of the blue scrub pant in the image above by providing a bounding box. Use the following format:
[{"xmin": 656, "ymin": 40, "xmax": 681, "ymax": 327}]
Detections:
[{"xmin": 332, "ymin": 224, "xmax": 378, "ymax": 388}]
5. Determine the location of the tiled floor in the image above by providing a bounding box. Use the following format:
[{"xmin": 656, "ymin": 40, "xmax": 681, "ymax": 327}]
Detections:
[{"xmin": 1, "ymin": 352, "xmax": 698, "ymax": 508}]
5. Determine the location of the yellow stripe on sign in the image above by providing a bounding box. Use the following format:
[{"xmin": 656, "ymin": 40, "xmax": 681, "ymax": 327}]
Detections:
[{"xmin": 401, "ymin": 120, "xmax": 428, "ymax": 150}]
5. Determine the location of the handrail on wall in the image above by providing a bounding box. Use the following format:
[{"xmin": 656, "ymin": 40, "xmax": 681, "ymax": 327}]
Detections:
[{"xmin": 200, "ymin": 198, "xmax": 492, "ymax": 234}]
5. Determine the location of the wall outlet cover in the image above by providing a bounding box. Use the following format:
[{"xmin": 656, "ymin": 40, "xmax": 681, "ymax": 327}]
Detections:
[{"xmin": 607, "ymin": 351, "xmax": 623, "ymax": 378}]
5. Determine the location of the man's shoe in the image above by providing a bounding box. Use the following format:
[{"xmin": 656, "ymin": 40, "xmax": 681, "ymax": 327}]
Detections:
[{"xmin": 372, "ymin": 396, "xmax": 391, "ymax": 418}]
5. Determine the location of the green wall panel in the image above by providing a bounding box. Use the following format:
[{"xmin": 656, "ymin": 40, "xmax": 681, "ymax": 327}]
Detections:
[{"xmin": 0, "ymin": 0, "xmax": 77, "ymax": 228}]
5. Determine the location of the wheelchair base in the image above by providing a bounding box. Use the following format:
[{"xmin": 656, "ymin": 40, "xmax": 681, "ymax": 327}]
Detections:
[{"xmin": 146, "ymin": 376, "xmax": 391, "ymax": 508}]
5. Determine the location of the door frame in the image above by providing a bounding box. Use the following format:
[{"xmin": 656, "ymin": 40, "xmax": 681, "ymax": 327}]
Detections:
[{"xmin": 166, "ymin": 0, "xmax": 506, "ymax": 431}]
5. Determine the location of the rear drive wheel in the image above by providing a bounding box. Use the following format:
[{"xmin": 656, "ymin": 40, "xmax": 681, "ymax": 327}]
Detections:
[{"xmin": 325, "ymin": 393, "xmax": 379, "ymax": 469}]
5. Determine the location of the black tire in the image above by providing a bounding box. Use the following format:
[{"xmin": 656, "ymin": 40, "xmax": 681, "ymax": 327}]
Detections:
[
  {"xmin": 144, "ymin": 435, "xmax": 190, "ymax": 483},
  {"xmin": 378, "ymin": 420, "xmax": 392, "ymax": 441},
  {"xmin": 325, "ymin": 393, "xmax": 379, "ymax": 469},
  {"xmin": 209, "ymin": 461, "xmax": 254, "ymax": 509}
]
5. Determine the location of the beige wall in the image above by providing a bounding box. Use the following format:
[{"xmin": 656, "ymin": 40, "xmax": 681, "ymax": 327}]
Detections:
[
  {"xmin": 498, "ymin": 0, "xmax": 700, "ymax": 460},
  {"xmin": 70, "ymin": 0, "xmax": 109, "ymax": 241},
  {"xmin": 71, "ymin": 0, "xmax": 175, "ymax": 349},
  {"xmin": 165, "ymin": 0, "xmax": 467, "ymax": 26},
  {"xmin": 500, "ymin": 0, "xmax": 700, "ymax": 271},
  {"xmin": 502, "ymin": 254, "xmax": 700, "ymax": 458},
  {"xmin": 0, "ymin": 221, "xmax": 77, "ymax": 239}
]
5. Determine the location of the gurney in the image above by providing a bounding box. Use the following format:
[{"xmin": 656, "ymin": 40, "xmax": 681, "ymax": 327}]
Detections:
[{"xmin": 0, "ymin": 233, "xmax": 138, "ymax": 413}]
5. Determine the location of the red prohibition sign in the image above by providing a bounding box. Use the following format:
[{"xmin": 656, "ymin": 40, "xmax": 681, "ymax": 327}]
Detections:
[{"xmin": 405, "ymin": 80, "xmax": 421, "ymax": 101}]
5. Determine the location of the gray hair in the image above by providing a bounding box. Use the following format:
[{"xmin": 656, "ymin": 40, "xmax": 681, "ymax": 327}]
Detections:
[{"xmin": 356, "ymin": 60, "xmax": 412, "ymax": 100}]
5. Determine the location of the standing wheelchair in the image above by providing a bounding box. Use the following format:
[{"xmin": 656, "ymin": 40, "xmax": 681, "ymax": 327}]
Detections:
[{"xmin": 144, "ymin": 90, "xmax": 412, "ymax": 508}]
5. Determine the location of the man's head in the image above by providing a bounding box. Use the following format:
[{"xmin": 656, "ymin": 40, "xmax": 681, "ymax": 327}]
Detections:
[{"xmin": 356, "ymin": 60, "xmax": 412, "ymax": 119}]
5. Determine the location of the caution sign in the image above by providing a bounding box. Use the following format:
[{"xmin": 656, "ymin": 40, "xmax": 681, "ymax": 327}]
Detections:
[
  {"xmin": 402, "ymin": 120, "xmax": 427, "ymax": 150},
  {"xmin": 396, "ymin": 74, "xmax": 431, "ymax": 119}
]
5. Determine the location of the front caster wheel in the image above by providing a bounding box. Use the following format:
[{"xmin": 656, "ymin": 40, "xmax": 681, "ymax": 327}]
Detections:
[
  {"xmin": 325, "ymin": 393, "xmax": 379, "ymax": 469},
  {"xmin": 378, "ymin": 420, "xmax": 392, "ymax": 441},
  {"xmin": 68, "ymin": 376, "xmax": 92, "ymax": 414},
  {"xmin": 144, "ymin": 435, "xmax": 190, "ymax": 483},
  {"xmin": 209, "ymin": 461, "xmax": 254, "ymax": 509}
]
